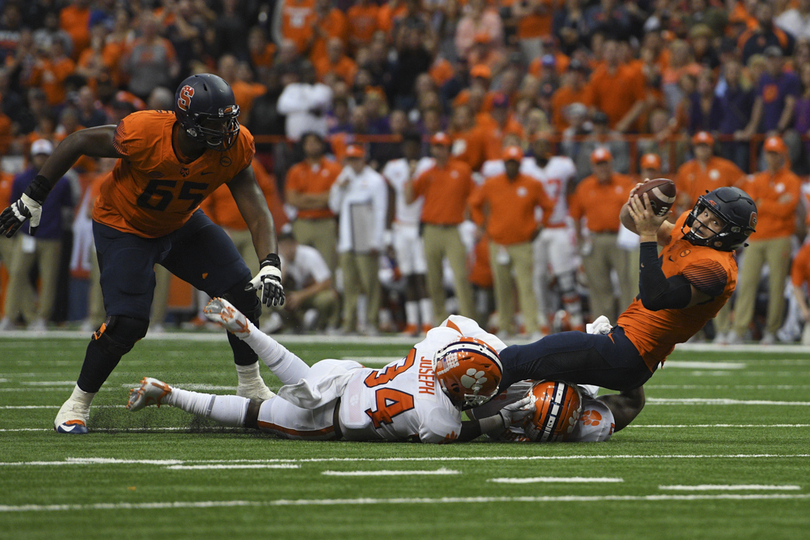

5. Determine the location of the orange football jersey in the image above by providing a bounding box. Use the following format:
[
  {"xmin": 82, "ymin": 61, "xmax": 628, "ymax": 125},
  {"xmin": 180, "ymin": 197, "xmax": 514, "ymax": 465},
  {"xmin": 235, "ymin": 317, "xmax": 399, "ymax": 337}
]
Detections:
[
  {"xmin": 617, "ymin": 211, "xmax": 737, "ymax": 371},
  {"xmin": 93, "ymin": 110, "xmax": 254, "ymax": 238}
]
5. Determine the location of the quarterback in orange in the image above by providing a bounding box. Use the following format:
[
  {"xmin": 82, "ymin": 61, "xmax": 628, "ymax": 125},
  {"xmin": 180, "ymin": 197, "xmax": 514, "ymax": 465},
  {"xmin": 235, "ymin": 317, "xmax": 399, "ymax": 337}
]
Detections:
[
  {"xmin": 0, "ymin": 74, "xmax": 284, "ymax": 434},
  {"xmin": 497, "ymin": 184, "xmax": 757, "ymax": 391}
]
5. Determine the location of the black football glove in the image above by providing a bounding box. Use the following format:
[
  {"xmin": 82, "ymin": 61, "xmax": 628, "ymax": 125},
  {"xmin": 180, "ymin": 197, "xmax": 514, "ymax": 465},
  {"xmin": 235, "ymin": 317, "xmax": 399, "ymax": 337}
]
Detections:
[
  {"xmin": 0, "ymin": 175, "xmax": 50, "ymax": 238},
  {"xmin": 245, "ymin": 253, "xmax": 285, "ymax": 307}
]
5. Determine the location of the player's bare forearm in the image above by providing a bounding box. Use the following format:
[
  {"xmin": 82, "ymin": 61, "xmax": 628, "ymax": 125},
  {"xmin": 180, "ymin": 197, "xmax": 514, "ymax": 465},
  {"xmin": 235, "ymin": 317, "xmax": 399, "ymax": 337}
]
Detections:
[
  {"xmin": 38, "ymin": 126, "xmax": 122, "ymax": 187},
  {"xmin": 229, "ymin": 168, "xmax": 278, "ymax": 257},
  {"xmin": 598, "ymin": 386, "xmax": 645, "ymax": 432}
]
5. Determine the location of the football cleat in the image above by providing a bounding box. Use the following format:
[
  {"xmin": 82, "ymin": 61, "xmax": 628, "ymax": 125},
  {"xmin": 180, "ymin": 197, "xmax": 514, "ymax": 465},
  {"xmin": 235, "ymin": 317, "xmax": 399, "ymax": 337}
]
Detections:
[
  {"xmin": 203, "ymin": 297, "xmax": 251, "ymax": 337},
  {"xmin": 523, "ymin": 381, "xmax": 582, "ymax": 442},
  {"xmin": 127, "ymin": 377, "xmax": 173, "ymax": 411},
  {"xmin": 54, "ymin": 400, "xmax": 90, "ymax": 434}
]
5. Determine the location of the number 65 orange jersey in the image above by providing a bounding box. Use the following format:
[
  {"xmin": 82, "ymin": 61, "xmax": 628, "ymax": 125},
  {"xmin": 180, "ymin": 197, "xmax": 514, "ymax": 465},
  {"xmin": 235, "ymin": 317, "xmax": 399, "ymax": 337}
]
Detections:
[{"xmin": 93, "ymin": 110, "xmax": 255, "ymax": 238}]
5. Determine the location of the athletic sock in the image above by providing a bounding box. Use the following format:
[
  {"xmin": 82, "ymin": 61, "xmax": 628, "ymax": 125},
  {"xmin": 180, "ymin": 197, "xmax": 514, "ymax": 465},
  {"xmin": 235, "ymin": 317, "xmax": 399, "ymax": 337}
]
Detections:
[
  {"xmin": 167, "ymin": 388, "xmax": 250, "ymax": 426},
  {"xmin": 419, "ymin": 298, "xmax": 434, "ymax": 327},
  {"xmin": 240, "ymin": 321, "xmax": 310, "ymax": 385}
]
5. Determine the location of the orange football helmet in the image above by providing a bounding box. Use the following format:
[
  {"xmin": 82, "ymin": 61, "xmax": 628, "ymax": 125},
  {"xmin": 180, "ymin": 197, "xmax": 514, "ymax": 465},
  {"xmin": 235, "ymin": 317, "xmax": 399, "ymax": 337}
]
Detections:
[
  {"xmin": 434, "ymin": 337, "xmax": 503, "ymax": 409},
  {"xmin": 523, "ymin": 381, "xmax": 582, "ymax": 442}
]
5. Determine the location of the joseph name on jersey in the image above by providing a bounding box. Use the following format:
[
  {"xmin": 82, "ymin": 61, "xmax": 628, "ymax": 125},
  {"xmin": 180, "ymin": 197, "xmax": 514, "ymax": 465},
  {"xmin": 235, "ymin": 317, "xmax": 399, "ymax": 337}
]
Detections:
[
  {"xmin": 339, "ymin": 316, "xmax": 504, "ymax": 443},
  {"xmin": 93, "ymin": 110, "xmax": 255, "ymax": 238}
]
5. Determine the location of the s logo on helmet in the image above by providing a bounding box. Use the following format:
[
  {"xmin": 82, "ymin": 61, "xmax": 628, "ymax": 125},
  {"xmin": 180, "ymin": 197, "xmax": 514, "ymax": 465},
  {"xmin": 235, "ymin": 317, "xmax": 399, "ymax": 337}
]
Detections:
[
  {"xmin": 749, "ymin": 212, "xmax": 757, "ymax": 228},
  {"xmin": 177, "ymin": 85, "xmax": 195, "ymax": 112}
]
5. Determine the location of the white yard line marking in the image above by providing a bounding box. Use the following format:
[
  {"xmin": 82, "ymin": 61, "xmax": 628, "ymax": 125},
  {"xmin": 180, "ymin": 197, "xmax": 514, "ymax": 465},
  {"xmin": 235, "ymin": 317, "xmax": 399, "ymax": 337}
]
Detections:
[
  {"xmin": 2, "ymin": 454, "xmax": 808, "ymax": 467},
  {"xmin": 1, "ymin": 493, "xmax": 809, "ymax": 512},
  {"xmin": 20, "ymin": 381, "xmax": 77, "ymax": 386},
  {"xmin": 662, "ymin": 361, "xmax": 745, "ymax": 369},
  {"xmin": 322, "ymin": 468, "xmax": 458, "ymax": 477},
  {"xmin": 489, "ymin": 477, "xmax": 623, "ymax": 484},
  {"xmin": 167, "ymin": 464, "xmax": 299, "ymax": 470},
  {"xmin": 648, "ymin": 385, "xmax": 810, "ymax": 389},
  {"xmin": 628, "ymin": 424, "xmax": 810, "ymax": 428},
  {"xmin": 647, "ymin": 399, "xmax": 810, "ymax": 406},
  {"xmin": 659, "ymin": 485, "xmax": 801, "ymax": 491}
]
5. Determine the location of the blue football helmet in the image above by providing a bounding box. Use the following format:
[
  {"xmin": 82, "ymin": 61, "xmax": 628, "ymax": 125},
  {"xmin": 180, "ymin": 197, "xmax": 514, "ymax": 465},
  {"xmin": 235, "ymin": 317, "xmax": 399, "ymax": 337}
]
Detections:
[
  {"xmin": 683, "ymin": 186, "xmax": 757, "ymax": 251},
  {"xmin": 174, "ymin": 73, "xmax": 240, "ymax": 151}
]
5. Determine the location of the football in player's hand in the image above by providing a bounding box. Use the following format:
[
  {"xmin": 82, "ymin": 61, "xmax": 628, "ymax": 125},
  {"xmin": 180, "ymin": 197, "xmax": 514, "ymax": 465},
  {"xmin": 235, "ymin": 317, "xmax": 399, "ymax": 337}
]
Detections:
[{"xmin": 635, "ymin": 178, "xmax": 676, "ymax": 217}]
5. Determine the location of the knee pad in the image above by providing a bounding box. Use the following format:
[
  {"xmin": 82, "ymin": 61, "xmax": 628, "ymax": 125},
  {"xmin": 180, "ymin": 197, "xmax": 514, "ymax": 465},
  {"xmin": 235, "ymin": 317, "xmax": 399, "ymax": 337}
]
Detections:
[
  {"xmin": 223, "ymin": 284, "xmax": 262, "ymax": 325},
  {"xmin": 93, "ymin": 315, "xmax": 149, "ymax": 357}
]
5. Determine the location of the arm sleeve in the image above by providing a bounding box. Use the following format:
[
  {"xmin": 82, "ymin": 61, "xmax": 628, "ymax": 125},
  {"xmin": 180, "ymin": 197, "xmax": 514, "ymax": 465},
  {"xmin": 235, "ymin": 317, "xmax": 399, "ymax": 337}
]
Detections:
[
  {"xmin": 637, "ymin": 242, "xmax": 692, "ymax": 311},
  {"xmin": 682, "ymin": 259, "xmax": 729, "ymax": 299}
]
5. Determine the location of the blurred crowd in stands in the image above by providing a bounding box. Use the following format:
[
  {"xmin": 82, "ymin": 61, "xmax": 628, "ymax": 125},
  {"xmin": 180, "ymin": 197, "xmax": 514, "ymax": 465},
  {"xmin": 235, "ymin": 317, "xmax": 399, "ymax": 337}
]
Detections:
[{"xmin": 2, "ymin": 0, "xmax": 810, "ymax": 345}]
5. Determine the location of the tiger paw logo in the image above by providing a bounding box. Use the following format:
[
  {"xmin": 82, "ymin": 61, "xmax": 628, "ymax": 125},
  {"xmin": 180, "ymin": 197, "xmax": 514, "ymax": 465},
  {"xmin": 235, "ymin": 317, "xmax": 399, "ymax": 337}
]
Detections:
[
  {"xmin": 580, "ymin": 409, "xmax": 602, "ymax": 426},
  {"xmin": 460, "ymin": 369, "xmax": 487, "ymax": 391}
]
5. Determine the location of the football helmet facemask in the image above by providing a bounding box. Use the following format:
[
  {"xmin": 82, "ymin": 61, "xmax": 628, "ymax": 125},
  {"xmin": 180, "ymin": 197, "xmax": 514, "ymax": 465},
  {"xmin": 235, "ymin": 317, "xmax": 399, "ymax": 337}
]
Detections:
[
  {"xmin": 683, "ymin": 186, "xmax": 757, "ymax": 252},
  {"xmin": 523, "ymin": 381, "xmax": 582, "ymax": 442},
  {"xmin": 433, "ymin": 337, "xmax": 503, "ymax": 409},
  {"xmin": 174, "ymin": 73, "xmax": 241, "ymax": 151}
]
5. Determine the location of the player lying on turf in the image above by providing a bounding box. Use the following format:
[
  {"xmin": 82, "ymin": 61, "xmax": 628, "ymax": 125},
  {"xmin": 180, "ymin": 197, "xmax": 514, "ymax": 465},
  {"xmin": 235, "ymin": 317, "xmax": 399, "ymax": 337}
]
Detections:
[
  {"xmin": 494, "ymin": 185, "xmax": 758, "ymax": 394},
  {"xmin": 127, "ymin": 298, "xmax": 535, "ymax": 443},
  {"xmin": 471, "ymin": 318, "xmax": 645, "ymax": 443}
]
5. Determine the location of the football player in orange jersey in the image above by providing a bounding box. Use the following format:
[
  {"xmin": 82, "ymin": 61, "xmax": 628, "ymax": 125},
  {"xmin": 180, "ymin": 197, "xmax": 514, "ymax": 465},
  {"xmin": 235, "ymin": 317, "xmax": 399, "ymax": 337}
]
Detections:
[
  {"xmin": 496, "ymin": 184, "xmax": 757, "ymax": 392},
  {"xmin": 0, "ymin": 74, "xmax": 285, "ymax": 434}
]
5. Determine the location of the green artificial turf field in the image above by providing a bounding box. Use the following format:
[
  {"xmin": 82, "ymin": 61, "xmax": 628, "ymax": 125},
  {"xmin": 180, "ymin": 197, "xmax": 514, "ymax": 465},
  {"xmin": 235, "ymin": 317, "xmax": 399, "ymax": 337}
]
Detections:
[{"xmin": 1, "ymin": 335, "xmax": 808, "ymax": 540}]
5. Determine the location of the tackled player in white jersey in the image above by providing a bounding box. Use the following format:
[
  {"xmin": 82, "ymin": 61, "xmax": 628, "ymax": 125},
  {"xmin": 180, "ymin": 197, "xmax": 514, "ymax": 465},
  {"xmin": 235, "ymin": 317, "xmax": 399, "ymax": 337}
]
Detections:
[{"xmin": 127, "ymin": 298, "xmax": 534, "ymax": 443}]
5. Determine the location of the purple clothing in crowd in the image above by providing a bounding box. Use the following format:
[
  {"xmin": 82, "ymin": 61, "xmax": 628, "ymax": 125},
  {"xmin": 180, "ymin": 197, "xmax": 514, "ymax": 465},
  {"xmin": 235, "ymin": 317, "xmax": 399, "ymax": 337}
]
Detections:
[
  {"xmin": 688, "ymin": 92, "xmax": 724, "ymax": 134},
  {"xmin": 717, "ymin": 84, "xmax": 755, "ymax": 134},
  {"xmin": 757, "ymin": 71, "xmax": 800, "ymax": 132},
  {"xmin": 11, "ymin": 169, "xmax": 73, "ymax": 240}
]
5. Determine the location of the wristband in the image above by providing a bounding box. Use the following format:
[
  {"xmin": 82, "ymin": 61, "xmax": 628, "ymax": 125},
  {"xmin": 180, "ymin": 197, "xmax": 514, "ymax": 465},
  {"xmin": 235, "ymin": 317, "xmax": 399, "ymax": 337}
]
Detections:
[
  {"xmin": 24, "ymin": 175, "xmax": 52, "ymax": 204},
  {"xmin": 263, "ymin": 253, "xmax": 281, "ymax": 268}
]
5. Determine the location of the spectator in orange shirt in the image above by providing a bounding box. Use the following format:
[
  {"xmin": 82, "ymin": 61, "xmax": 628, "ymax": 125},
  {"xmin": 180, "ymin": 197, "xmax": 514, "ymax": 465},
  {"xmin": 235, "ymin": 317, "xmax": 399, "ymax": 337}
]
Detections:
[
  {"xmin": 583, "ymin": 39, "xmax": 646, "ymax": 132},
  {"xmin": 674, "ymin": 131, "xmax": 746, "ymax": 214},
  {"xmin": 728, "ymin": 136, "xmax": 800, "ymax": 344},
  {"xmin": 570, "ymin": 147, "xmax": 635, "ymax": 322},
  {"xmin": 248, "ymin": 26, "xmax": 276, "ymax": 74},
  {"xmin": 308, "ymin": 0, "xmax": 348, "ymax": 66},
  {"xmin": 314, "ymin": 38, "xmax": 357, "ymax": 86},
  {"xmin": 638, "ymin": 153, "xmax": 662, "ymax": 181},
  {"xmin": 789, "ymin": 241, "xmax": 810, "ymax": 344},
  {"xmin": 347, "ymin": 0, "xmax": 380, "ymax": 50},
  {"xmin": 550, "ymin": 58, "xmax": 590, "ymax": 133},
  {"xmin": 219, "ymin": 55, "xmax": 266, "ymax": 127},
  {"xmin": 469, "ymin": 146, "xmax": 554, "ymax": 337},
  {"xmin": 60, "ymin": 0, "xmax": 91, "ymax": 61},
  {"xmin": 406, "ymin": 132, "xmax": 476, "ymax": 321},
  {"xmin": 455, "ymin": 0, "xmax": 503, "ymax": 62},
  {"xmin": 512, "ymin": 0, "xmax": 555, "ymax": 62},
  {"xmin": 272, "ymin": 0, "xmax": 316, "ymax": 54},
  {"xmin": 448, "ymin": 104, "xmax": 486, "ymax": 172},
  {"xmin": 27, "ymin": 40, "xmax": 76, "ymax": 107},
  {"xmin": 285, "ymin": 132, "xmax": 342, "ymax": 272},
  {"xmin": 479, "ymin": 93, "xmax": 525, "ymax": 161}
]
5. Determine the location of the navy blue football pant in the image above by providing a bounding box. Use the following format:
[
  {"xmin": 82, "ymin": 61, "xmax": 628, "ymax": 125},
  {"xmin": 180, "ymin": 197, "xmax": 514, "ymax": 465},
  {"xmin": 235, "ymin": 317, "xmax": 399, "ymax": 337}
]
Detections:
[
  {"xmin": 498, "ymin": 326, "xmax": 654, "ymax": 392},
  {"xmin": 77, "ymin": 210, "xmax": 259, "ymax": 393}
]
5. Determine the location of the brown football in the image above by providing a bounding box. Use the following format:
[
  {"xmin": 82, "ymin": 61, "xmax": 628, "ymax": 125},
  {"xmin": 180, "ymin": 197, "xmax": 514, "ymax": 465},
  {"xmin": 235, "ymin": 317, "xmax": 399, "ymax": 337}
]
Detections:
[{"xmin": 635, "ymin": 178, "xmax": 677, "ymax": 217}]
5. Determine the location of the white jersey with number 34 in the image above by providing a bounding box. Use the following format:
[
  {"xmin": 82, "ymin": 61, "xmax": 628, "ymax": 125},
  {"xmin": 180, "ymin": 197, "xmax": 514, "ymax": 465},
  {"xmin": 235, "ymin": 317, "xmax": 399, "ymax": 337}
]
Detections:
[{"xmin": 338, "ymin": 316, "xmax": 505, "ymax": 443}]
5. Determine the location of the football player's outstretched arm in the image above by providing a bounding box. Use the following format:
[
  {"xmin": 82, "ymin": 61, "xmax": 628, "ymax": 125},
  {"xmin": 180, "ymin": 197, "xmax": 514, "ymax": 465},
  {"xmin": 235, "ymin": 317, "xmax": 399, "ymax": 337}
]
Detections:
[
  {"xmin": 229, "ymin": 165, "xmax": 277, "ymax": 259},
  {"xmin": 598, "ymin": 386, "xmax": 645, "ymax": 432},
  {"xmin": 0, "ymin": 126, "xmax": 122, "ymax": 237},
  {"xmin": 230, "ymin": 165, "xmax": 285, "ymax": 307},
  {"xmin": 457, "ymin": 396, "xmax": 534, "ymax": 442},
  {"xmin": 38, "ymin": 126, "xmax": 123, "ymax": 187}
]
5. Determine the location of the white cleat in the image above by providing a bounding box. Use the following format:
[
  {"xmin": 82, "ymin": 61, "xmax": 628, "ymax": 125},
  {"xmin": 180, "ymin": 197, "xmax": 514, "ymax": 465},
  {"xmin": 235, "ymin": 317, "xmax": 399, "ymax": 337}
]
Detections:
[
  {"xmin": 127, "ymin": 377, "xmax": 173, "ymax": 411},
  {"xmin": 54, "ymin": 400, "xmax": 90, "ymax": 434},
  {"xmin": 203, "ymin": 297, "xmax": 251, "ymax": 337}
]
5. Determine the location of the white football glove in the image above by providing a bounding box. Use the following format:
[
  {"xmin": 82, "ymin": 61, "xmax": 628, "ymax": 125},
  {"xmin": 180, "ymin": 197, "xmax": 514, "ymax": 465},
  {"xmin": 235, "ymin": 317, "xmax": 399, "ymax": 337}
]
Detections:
[
  {"xmin": 245, "ymin": 254, "xmax": 285, "ymax": 307},
  {"xmin": 498, "ymin": 395, "xmax": 535, "ymax": 429},
  {"xmin": 0, "ymin": 193, "xmax": 43, "ymax": 237},
  {"xmin": 586, "ymin": 315, "xmax": 612, "ymax": 335}
]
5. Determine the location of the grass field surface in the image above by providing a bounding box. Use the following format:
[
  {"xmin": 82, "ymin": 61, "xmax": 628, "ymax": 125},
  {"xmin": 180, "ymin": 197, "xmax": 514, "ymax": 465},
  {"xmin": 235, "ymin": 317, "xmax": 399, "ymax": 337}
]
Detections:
[{"xmin": 1, "ymin": 334, "xmax": 809, "ymax": 540}]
